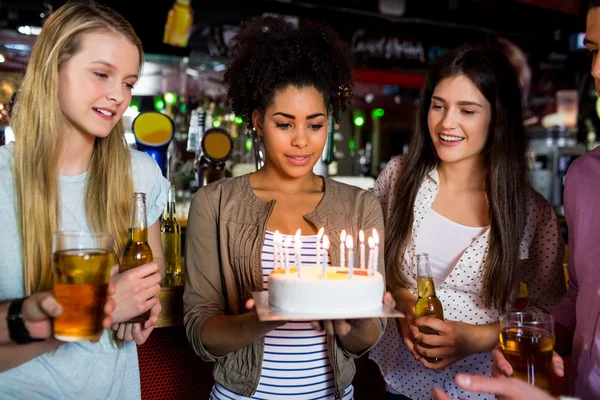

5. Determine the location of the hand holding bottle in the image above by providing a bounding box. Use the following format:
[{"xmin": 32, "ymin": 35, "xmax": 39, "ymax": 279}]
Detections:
[
  {"xmin": 414, "ymin": 253, "xmax": 445, "ymax": 364},
  {"xmin": 411, "ymin": 319, "xmax": 477, "ymax": 369},
  {"xmin": 112, "ymin": 297, "xmax": 161, "ymax": 345},
  {"xmin": 119, "ymin": 192, "xmax": 156, "ymax": 323},
  {"xmin": 110, "ymin": 263, "xmax": 161, "ymax": 324},
  {"xmin": 393, "ymin": 288, "xmax": 420, "ymax": 361}
]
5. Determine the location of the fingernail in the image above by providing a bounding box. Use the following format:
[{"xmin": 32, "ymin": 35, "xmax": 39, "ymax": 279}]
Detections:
[
  {"xmin": 456, "ymin": 374, "xmax": 471, "ymax": 387},
  {"xmin": 47, "ymin": 301, "xmax": 60, "ymax": 315}
]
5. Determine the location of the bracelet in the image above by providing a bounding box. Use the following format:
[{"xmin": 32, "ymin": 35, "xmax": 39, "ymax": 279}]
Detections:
[{"xmin": 7, "ymin": 298, "xmax": 44, "ymax": 344}]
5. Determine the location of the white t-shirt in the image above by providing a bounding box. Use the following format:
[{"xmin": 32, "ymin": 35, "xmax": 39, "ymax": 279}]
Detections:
[{"xmin": 0, "ymin": 142, "xmax": 169, "ymax": 400}]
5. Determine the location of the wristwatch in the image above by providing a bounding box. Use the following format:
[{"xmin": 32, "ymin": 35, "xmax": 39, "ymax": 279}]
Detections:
[{"xmin": 7, "ymin": 298, "xmax": 44, "ymax": 344}]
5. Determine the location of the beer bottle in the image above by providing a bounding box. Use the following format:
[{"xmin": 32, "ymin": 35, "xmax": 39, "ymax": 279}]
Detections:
[
  {"xmin": 120, "ymin": 192, "xmax": 154, "ymax": 323},
  {"xmin": 162, "ymin": 0, "xmax": 194, "ymax": 48},
  {"xmin": 414, "ymin": 253, "xmax": 445, "ymax": 363},
  {"xmin": 160, "ymin": 185, "xmax": 182, "ymax": 285}
]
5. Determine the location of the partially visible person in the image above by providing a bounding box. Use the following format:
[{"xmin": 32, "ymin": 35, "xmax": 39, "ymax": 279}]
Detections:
[
  {"xmin": 369, "ymin": 44, "xmax": 565, "ymax": 399},
  {"xmin": 491, "ymin": 2, "xmax": 600, "ymax": 399},
  {"xmin": 430, "ymin": 373, "xmax": 576, "ymax": 400},
  {"xmin": 0, "ymin": 287, "xmax": 115, "ymax": 345},
  {"xmin": 491, "ymin": 343, "xmax": 565, "ymax": 382}
]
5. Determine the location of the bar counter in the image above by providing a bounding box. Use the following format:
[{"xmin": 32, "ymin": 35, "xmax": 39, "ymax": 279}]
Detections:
[{"xmin": 156, "ymin": 283, "xmax": 184, "ymax": 328}]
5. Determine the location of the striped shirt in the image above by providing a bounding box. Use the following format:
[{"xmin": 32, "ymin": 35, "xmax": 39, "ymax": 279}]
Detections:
[{"xmin": 211, "ymin": 231, "xmax": 354, "ymax": 400}]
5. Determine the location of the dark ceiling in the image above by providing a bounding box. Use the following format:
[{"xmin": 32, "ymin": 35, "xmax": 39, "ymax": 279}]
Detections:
[{"xmin": 0, "ymin": 0, "xmax": 587, "ymax": 71}]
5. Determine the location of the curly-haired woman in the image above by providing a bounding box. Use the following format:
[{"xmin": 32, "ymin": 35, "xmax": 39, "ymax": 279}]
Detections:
[{"xmin": 182, "ymin": 16, "xmax": 393, "ymax": 400}]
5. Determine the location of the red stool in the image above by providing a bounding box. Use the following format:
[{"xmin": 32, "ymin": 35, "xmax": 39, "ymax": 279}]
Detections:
[{"xmin": 138, "ymin": 327, "xmax": 214, "ymax": 399}]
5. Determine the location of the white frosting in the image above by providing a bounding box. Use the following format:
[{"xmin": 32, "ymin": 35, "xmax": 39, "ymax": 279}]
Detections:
[{"xmin": 268, "ymin": 266, "xmax": 384, "ymax": 315}]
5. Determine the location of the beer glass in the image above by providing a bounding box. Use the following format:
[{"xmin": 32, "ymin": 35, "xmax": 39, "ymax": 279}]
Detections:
[
  {"xmin": 499, "ymin": 311, "xmax": 555, "ymax": 392},
  {"xmin": 52, "ymin": 231, "xmax": 114, "ymax": 341}
]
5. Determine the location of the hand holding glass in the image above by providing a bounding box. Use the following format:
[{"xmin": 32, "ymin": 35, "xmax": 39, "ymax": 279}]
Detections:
[{"xmin": 52, "ymin": 231, "xmax": 114, "ymax": 341}]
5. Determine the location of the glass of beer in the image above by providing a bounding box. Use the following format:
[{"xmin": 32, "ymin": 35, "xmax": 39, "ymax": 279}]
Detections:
[
  {"xmin": 52, "ymin": 231, "xmax": 114, "ymax": 341},
  {"xmin": 499, "ymin": 311, "xmax": 555, "ymax": 392}
]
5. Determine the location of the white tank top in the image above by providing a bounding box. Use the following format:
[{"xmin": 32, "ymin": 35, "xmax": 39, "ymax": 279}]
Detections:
[{"xmin": 415, "ymin": 209, "xmax": 488, "ymax": 287}]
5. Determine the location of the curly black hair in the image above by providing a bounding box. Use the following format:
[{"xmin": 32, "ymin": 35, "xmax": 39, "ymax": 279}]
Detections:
[{"xmin": 223, "ymin": 16, "xmax": 354, "ymax": 128}]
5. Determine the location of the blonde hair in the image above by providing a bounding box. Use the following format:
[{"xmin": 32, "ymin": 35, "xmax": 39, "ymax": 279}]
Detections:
[{"xmin": 11, "ymin": 0, "xmax": 143, "ymax": 295}]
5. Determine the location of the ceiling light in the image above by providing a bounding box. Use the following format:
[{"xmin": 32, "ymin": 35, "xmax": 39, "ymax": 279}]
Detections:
[{"xmin": 17, "ymin": 26, "xmax": 42, "ymax": 36}]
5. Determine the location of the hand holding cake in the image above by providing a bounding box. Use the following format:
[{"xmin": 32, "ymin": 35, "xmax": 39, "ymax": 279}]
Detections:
[
  {"xmin": 268, "ymin": 227, "xmax": 394, "ymax": 355},
  {"xmin": 310, "ymin": 292, "xmax": 396, "ymax": 348}
]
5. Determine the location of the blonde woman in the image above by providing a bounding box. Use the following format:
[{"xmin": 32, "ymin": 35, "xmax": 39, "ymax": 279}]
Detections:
[{"xmin": 0, "ymin": 1, "xmax": 168, "ymax": 398}]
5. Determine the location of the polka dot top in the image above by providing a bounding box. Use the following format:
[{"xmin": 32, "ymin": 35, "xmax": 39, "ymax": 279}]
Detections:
[{"xmin": 369, "ymin": 155, "xmax": 566, "ymax": 400}]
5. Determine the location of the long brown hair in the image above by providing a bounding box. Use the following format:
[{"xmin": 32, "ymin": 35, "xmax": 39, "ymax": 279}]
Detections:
[
  {"xmin": 11, "ymin": 0, "xmax": 143, "ymax": 295},
  {"xmin": 385, "ymin": 45, "xmax": 529, "ymax": 312}
]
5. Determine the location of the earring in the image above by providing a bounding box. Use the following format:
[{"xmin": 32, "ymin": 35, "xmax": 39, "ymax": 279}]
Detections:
[{"xmin": 252, "ymin": 126, "xmax": 263, "ymax": 137}]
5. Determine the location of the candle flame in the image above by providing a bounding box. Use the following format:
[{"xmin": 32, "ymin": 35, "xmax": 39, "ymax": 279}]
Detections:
[
  {"xmin": 317, "ymin": 227, "xmax": 324, "ymax": 240},
  {"xmin": 340, "ymin": 229, "xmax": 347, "ymax": 242},
  {"xmin": 274, "ymin": 230, "xmax": 282, "ymax": 244},
  {"xmin": 345, "ymin": 234, "xmax": 354, "ymax": 249},
  {"xmin": 284, "ymin": 235, "xmax": 292, "ymax": 247},
  {"xmin": 359, "ymin": 230, "xmax": 364, "ymax": 242},
  {"xmin": 368, "ymin": 236, "xmax": 375, "ymax": 248},
  {"xmin": 372, "ymin": 228, "xmax": 379, "ymax": 244},
  {"xmin": 322, "ymin": 234, "xmax": 330, "ymax": 249}
]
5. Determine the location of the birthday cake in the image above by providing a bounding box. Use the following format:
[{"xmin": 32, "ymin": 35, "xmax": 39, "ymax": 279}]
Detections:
[{"xmin": 268, "ymin": 266, "xmax": 384, "ymax": 315}]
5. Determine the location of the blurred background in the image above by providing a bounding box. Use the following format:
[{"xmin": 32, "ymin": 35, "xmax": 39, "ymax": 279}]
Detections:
[{"xmin": 0, "ymin": 0, "xmax": 592, "ymax": 232}]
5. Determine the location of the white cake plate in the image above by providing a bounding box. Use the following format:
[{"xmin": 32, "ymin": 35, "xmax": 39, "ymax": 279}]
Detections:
[{"xmin": 251, "ymin": 291, "xmax": 405, "ymax": 322}]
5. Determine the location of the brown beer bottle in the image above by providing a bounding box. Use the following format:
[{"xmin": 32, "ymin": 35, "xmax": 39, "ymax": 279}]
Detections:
[
  {"xmin": 120, "ymin": 192, "xmax": 154, "ymax": 323},
  {"xmin": 414, "ymin": 253, "xmax": 445, "ymax": 363}
]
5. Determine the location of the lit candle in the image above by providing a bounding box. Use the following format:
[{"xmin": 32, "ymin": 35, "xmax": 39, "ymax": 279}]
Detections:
[
  {"xmin": 279, "ymin": 237, "xmax": 285, "ymax": 273},
  {"xmin": 283, "ymin": 235, "xmax": 292, "ymax": 275},
  {"xmin": 316, "ymin": 227, "xmax": 324, "ymax": 269},
  {"xmin": 340, "ymin": 229, "xmax": 347, "ymax": 268},
  {"xmin": 368, "ymin": 236, "xmax": 375, "ymax": 276},
  {"xmin": 346, "ymin": 235, "xmax": 354, "ymax": 278},
  {"xmin": 294, "ymin": 229, "xmax": 302, "ymax": 277},
  {"xmin": 359, "ymin": 230, "xmax": 365, "ymax": 270},
  {"xmin": 322, "ymin": 235, "xmax": 329, "ymax": 280},
  {"xmin": 273, "ymin": 230, "xmax": 282, "ymax": 270},
  {"xmin": 372, "ymin": 228, "xmax": 379, "ymax": 274}
]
